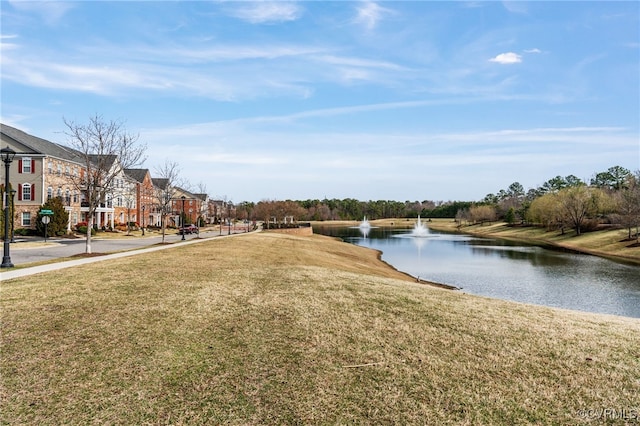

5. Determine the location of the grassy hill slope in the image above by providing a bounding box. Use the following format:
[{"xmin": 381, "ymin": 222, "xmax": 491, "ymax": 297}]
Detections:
[{"xmin": 1, "ymin": 232, "xmax": 638, "ymax": 424}]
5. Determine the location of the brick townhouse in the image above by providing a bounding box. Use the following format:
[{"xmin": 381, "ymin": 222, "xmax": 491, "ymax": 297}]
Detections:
[
  {"xmin": 124, "ymin": 168, "xmax": 155, "ymax": 229},
  {"xmin": 171, "ymin": 187, "xmax": 207, "ymax": 226},
  {"xmin": 1, "ymin": 123, "xmax": 88, "ymax": 232},
  {"xmin": 0, "ymin": 123, "xmax": 138, "ymax": 232},
  {"xmin": 1, "ymin": 123, "xmax": 208, "ymax": 234}
]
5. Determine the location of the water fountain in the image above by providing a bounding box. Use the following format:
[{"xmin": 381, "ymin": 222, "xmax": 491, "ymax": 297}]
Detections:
[
  {"xmin": 359, "ymin": 216, "xmax": 371, "ymax": 229},
  {"xmin": 410, "ymin": 215, "xmax": 429, "ymax": 237}
]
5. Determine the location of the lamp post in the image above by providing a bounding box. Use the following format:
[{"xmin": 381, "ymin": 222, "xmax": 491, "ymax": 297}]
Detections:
[
  {"xmin": 1, "ymin": 147, "xmax": 16, "ymax": 268},
  {"xmin": 9, "ymin": 189, "xmax": 16, "ymax": 243},
  {"xmin": 181, "ymin": 195, "xmax": 186, "ymax": 240},
  {"xmin": 141, "ymin": 204, "xmax": 145, "ymax": 236}
]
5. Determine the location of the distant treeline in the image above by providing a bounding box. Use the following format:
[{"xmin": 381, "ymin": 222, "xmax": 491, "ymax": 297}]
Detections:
[{"xmin": 235, "ymin": 166, "xmax": 640, "ymax": 239}]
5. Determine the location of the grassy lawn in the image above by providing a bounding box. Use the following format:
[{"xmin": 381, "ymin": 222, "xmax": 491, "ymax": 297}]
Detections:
[{"xmin": 1, "ymin": 232, "xmax": 639, "ymax": 424}]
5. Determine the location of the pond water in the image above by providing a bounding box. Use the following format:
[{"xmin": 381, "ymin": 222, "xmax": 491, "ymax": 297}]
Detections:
[{"xmin": 313, "ymin": 225, "xmax": 640, "ymax": 319}]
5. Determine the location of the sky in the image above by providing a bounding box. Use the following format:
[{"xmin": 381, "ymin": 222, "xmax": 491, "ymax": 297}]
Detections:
[{"xmin": 1, "ymin": 0, "xmax": 639, "ymax": 203}]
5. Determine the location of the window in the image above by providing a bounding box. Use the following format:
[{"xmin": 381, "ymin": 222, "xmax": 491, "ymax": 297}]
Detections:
[
  {"xmin": 65, "ymin": 166, "xmax": 70, "ymax": 175},
  {"xmin": 48, "ymin": 161, "xmax": 53, "ymax": 174},
  {"xmin": 73, "ymin": 212, "xmax": 78, "ymax": 225},
  {"xmin": 21, "ymin": 184, "xmax": 32, "ymax": 201},
  {"xmin": 65, "ymin": 189, "xmax": 71, "ymax": 205},
  {"xmin": 57, "ymin": 164, "xmax": 62, "ymax": 175},
  {"xmin": 47, "ymin": 187, "xmax": 53, "ymax": 200},
  {"xmin": 57, "ymin": 187, "xmax": 62, "ymax": 198},
  {"xmin": 22, "ymin": 212, "xmax": 31, "ymax": 226},
  {"xmin": 73, "ymin": 191, "xmax": 79, "ymax": 203},
  {"xmin": 21, "ymin": 157, "xmax": 32, "ymax": 173}
]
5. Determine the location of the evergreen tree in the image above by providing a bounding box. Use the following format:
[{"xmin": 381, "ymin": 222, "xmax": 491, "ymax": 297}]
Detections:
[
  {"xmin": 505, "ymin": 207, "xmax": 516, "ymax": 225},
  {"xmin": 35, "ymin": 197, "xmax": 70, "ymax": 237}
]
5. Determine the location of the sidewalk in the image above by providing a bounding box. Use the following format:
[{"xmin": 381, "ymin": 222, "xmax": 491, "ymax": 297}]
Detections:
[{"xmin": 1, "ymin": 231, "xmax": 252, "ymax": 281}]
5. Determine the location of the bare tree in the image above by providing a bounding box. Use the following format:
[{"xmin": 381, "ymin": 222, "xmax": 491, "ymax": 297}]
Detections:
[
  {"xmin": 195, "ymin": 182, "xmax": 209, "ymax": 227},
  {"xmin": 557, "ymin": 185, "xmax": 611, "ymax": 236},
  {"xmin": 63, "ymin": 115, "xmax": 146, "ymax": 253},
  {"xmin": 615, "ymin": 171, "xmax": 640, "ymax": 241},
  {"xmin": 153, "ymin": 160, "xmax": 184, "ymax": 243}
]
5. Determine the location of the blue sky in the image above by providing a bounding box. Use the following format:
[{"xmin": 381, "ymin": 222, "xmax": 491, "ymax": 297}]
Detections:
[{"xmin": 1, "ymin": 1, "xmax": 639, "ymax": 203}]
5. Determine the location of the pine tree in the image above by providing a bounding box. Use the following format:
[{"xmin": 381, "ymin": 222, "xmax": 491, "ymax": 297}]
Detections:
[{"xmin": 35, "ymin": 197, "xmax": 70, "ymax": 237}]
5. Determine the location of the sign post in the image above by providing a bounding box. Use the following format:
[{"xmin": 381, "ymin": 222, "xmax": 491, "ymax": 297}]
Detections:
[
  {"xmin": 41, "ymin": 215, "xmax": 50, "ymax": 242},
  {"xmin": 40, "ymin": 210, "xmax": 53, "ymax": 242}
]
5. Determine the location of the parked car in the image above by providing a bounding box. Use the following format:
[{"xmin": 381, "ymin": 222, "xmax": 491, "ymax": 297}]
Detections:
[{"xmin": 178, "ymin": 224, "xmax": 198, "ymax": 235}]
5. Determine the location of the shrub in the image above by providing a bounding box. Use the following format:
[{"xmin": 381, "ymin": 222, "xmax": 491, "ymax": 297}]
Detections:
[
  {"xmin": 14, "ymin": 228, "xmax": 36, "ymax": 236},
  {"xmin": 76, "ymin": 226, "xmax": 96, "ymax": 236}
]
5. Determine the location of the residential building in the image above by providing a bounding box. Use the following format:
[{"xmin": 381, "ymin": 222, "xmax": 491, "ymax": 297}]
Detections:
[
  {"xmin": 151, "ymin": 177, "xmax": 171, "ymax": 228},
  {"xmin": 0, "ymin": 124, "xmax": 140, "ymax": 233},
  {"xmin": 172, "ymin": 188, "xmax": 201, "ymax": 226},
  {"xmin": 1, "ymin": 123, "xmax": 87, "ymax": 232},
  {"xmin": 124, "ymin": 168, "xmax": 155, "ymax": 229}
]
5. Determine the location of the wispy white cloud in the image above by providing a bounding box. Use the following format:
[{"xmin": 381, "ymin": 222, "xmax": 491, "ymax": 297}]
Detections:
[
  {"xmin": 7, "ymin": 0, "xmax": 75, "ymax": 25},
  {"xmin": 523, "ymin": 48, "xmax": 542, "ymax": 54},
  {"xmin": 314, "ymin": 55, "xmax": 407, "ymax": 72},
  {"xmin": 0, "ymin": 34, "xmax": 19, "ymax": 51},
  {"xmin": 225, "ymin": 1, "xmax": 302, "ymax": 24},
  {"xmin": 138, "ymin": 118, "xmax": 638, "ymax": 200},
  {"xmin": 134, "ymin": 43, "xmax": 327, "ymax": 63},
  {"xmin": 353, "ymin": 1, "xmax": 395, "ymax": 30},
  {"xmin": 489, "ymin": 52, "xmax": 522, "ymax": 64},
  {"xmin": 501, "ymin": 1, "xmax": 528, "ymax": 14}
]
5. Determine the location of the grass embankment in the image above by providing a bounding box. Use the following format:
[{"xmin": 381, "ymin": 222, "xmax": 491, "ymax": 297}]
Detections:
[
  {"xmin": 424, "ymin": 219, "xmax": 640, "ymax": 264},
  {"xmin": 1, "ymin": 232, "xmax": 639, "ymax": 424}
]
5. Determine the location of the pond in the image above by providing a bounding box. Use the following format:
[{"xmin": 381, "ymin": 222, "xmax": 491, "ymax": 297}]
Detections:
[{"xmin": 313, "ymin": 224, "xmax": 640, "ymax": 319}]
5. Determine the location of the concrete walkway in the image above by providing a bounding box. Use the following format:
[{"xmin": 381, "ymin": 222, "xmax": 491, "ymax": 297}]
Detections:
[{"xmin": 0, "ymin": 231, "xmax": 253, "ymax": 281}]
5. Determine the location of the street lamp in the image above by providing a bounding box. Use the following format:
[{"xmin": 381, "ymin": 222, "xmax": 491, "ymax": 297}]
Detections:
[
  {"xmin": 9, "ymin": 189, "xmax": 16, "ymax": 243},
  {"xmin": 1, "ymin": 147, "xmax": 16, "ymax": 268},
  {"xmin": 141, "ymin": 204, "xmax": 145, "ymax": 236},
  {"xmin": 181, "ymin": 195, "xmax": 186, "ymax": 240}
]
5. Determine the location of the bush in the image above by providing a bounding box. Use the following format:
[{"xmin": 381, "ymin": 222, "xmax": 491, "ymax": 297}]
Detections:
[
  {"xmin": 14, "ymin": 228, "xmax": 36, "ymax": 236},
  {"xmin": 580, "ymin": 219, "xmax": 600, "ymax": 233},
  {"xmin": 76, "ymin": 226, "xmax": 96, "ymax": 236}
]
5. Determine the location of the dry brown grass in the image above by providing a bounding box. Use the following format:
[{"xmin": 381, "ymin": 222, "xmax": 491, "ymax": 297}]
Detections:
[{"xmin": 1, "ymin": 232, "xmax": 639, "ymax": 424}]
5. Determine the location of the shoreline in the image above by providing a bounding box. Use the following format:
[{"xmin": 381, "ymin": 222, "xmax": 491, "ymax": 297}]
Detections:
[
  {"xmin": 370, "ymin": 247, "xmax": 460, "ymax": 291},
  {"xmin": 425, "ymin": 219, "xmax": 640, "ymax": 266},
  {"xmin": 309, "ymin": 219, "xmax": 640, "ymax": 266}
]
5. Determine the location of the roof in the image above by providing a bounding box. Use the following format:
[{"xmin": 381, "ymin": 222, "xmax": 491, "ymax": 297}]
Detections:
[
  {"xmin": 152, "ymin": 178, "xmax": 170, "ymax": 190},
  {"xmin": 88, "ymin": 154, "xmax": 118, "ymax": 170},
  {"xmin": 174, "ymin": 187, "xmax": 198, "ymax": 199},
  {"xmin": 124, "ymin": 168, "xmax": 150, "ymax": 183},
  {"xmin": 0, "ymin": 123, "xmax": 85, "ymax": 164}
]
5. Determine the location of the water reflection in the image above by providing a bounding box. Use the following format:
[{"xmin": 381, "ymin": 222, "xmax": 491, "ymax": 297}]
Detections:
[{"xmin": 314, "ymin": 225, "xmax": 640, "ymax": 318}]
